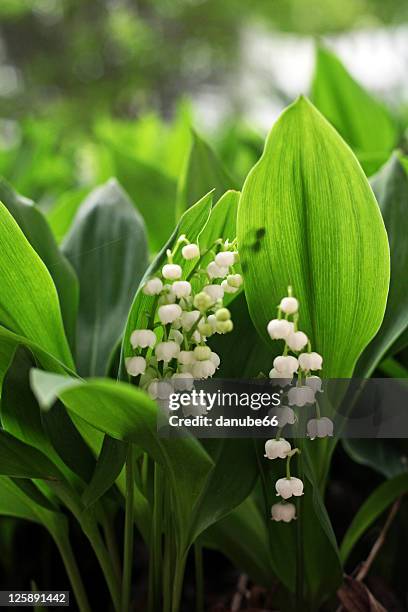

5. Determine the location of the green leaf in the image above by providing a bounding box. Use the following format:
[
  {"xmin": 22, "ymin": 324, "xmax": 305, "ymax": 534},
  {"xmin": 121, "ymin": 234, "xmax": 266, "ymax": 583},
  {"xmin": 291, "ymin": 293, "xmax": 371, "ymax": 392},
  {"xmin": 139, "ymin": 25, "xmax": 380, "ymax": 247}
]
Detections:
[
  {"xmin": 0, "ymin": 476, "xmax": 43, "ymax": 523},
  {"xmin": 30, "ymin": 370, "xmax": 214, "ymax": 550},
  {"xmin": 0, "ymin": 335, "xmax": 16, "ymax": 397},
  {"xmin": 0, "ymin": 203, "xmax": 74, "ymax": 369},
  {"xmin": 342, "ymin": 438, "xmax": 408, "ymax": 479},
  {"xmin": 340, "ymin": 473, "xmax": 408, "ymax": 563},
  {"xmin": 62, "ymin": 179, "xmax": 148, "ymax": 376},
  {"xmin": 356, "ymin": 154, "xmax": 408, "ymax": 375},
  {"xmin": 177, "ymin": 131, "xmax": 237, "ymax": 216},
  {"xmin": 47, "ymin": 187, "xmax": 90, "ymax": 243},
  {"xmin": 120, "ymin": 191, "xmax": 213, "ymax": 373},
  {"xmin": 237, "ymin": 96, "xmax": 390, "ymax": 378},
  {"xmin": 0, "ymin": 430, "xmax": 60, "ymax": 479},
  {"xmin": 311, "ymin": 46, "xmax": 397, "ymax": 175},
  {"xmin": 0, "ymin": 179, "xmax": 79, "ymax": 346},
  {"xmin": 81, "ymin": 436, "xmax": 127, "ymax": 508},
  {"xmin": 198, "ymin": 189, "xmax": 239, "ymax": 248}
]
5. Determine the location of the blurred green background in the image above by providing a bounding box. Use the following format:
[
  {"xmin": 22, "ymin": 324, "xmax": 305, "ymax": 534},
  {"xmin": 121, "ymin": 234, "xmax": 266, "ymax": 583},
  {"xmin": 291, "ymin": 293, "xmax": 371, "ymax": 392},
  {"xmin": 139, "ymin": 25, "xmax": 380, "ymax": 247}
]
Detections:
[{"xmin": 0, "ymin": 0, "xmax": 407, "ymax": 249}]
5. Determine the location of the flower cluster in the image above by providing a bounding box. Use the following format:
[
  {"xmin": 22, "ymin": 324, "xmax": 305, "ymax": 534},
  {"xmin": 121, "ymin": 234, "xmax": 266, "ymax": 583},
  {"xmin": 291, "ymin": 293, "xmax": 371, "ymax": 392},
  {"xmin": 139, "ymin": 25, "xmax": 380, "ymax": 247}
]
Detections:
[
  {"xmin": 264, "ymin": 288, "xmax": 333, "ymax": 523},
  {"xmin": 125, "ymin": 234, "xmax": 242, "ymax": 407}
]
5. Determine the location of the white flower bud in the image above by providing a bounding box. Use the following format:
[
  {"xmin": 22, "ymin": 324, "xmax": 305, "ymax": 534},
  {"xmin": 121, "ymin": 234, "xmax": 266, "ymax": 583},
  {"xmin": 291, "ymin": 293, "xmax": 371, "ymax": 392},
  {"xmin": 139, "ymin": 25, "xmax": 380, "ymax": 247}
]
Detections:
[
  {"xmin": 168, "ymin": 329, "xmax": 183, "ymax": 345},
  {"xmin": 207, "ymin": 314, "xmax": 217, "ymax": 330},
  {"xmin": 192, "ymin": 359, "xmax": 216, "ymax": 379},
  {"xmin": 215, "ymin": 251, "xmax": 235, "ymax": 267},
  {"xmin": 273, "ymin": 355, "xmax": 299, "ymax": 376},
  {"xmin": 216, "ymin": 319, "xmax": 233, "ymax": 334},
  {"xmin": 194, "ymin": 345, "xmax": 212, "ymax": 361},
  {"xmin": 286, "ymin": 331, "xmax": 308, "ymax": 352},
  {"xmin": 158, "ymin": 304, "xmax": 182, "ymax": 325},
  {"xmin": 162, "ymin": 263, "xmax": 182, "ymax": 280},
  {"xmin": 143, "ymin": 277, "xmax": 163, "ymax": 296},
  {"xmin": 181, "ymin": 243, "xmax": 200, "ymax": 260},
  {"xmin": 158, "ymin": 285, "xmax": 176, "ymax": 305},
  {"xmin": 181, "ymin": 310, "xmax": 200, "ymax": 331},
  {"xmin": 264, "ymin": 438, "xmax": 291, "ymax": 460},
  {"xmin": 280, "ymin": 297, "xmax": 299, "ymax": 315},
  {"xmin": 198, "ymin": 321, "xmax": 214, "ymax": 337},
  {"xmin": 287, "ymin": 385, "xmax": 315, "ymax": 407},
  {"xmin": 130, "ymin": 329, "xmax": 156, "ymax": 349},
  {"xmin": 148, "ymin": 379, "xmax": 174, "ymax": 400},
  {"xmin": 271, "ymin": 502, "xmax": 297, "ymax": 522},
  {"xmin": 125, "ymin": 356, "xmax": 146, "ymax": 377},
  {"xmin": 307, "ymin": 417, "xmax": 333, "ymax": 439},
  {"xmin": 203, "ymin": 284, "xmax": 224, "ymax": 303},
  {"xmin": 207, "ymin": 261, "xmax": 228, "ymax": 279},
  {"xmin": 227, "ymin": 273, "xmax": 243, "ymax": 288},
  {"xmin": 172, "ymin": 280, "xmax": 192, "ymax": 298},
  {"xmin": 305, "ymin": 375, "xmax": 322, "ymax": 393},
  {"xmin": 267, "ymin": 319, "xmax": 293, "ymax": 340},
  {"xmin": 155, "ymin": 341, "xmax": 180, "ymax": 362},
  {"xmin": 221, "ymin": 279, "xmax": 238, "ymax": 294},
  {"xmin": 298, "ymin": 352, "xmax": 323, "ymax": 371},
  {"xmin": 215, "ymin": 308, "xmax": 231, "ymax": 321},
  {"xmin": 268, "ymin": 368, "xmax": 293, "ymax": 386},
  {"xmin": 275, "ymin": 477, "xmax": 304, "ymax": 499},
  {"xmin": 178, "ymin": 350, "xmax": 195, "ymax": 365},
  {"xmin": 273, "ymin": 405, "xmax": 296, "ymax": 427},
  {"xmin": 194, "ymin": 291, "xmax": 213, "ymax": 311},
  {"xmin": 209, "ymin": 352, "xmax": 220, "ymax": 369},
  {"xmin": 172, "ymin": 372, "xmax": 194, "ymax": 391}
]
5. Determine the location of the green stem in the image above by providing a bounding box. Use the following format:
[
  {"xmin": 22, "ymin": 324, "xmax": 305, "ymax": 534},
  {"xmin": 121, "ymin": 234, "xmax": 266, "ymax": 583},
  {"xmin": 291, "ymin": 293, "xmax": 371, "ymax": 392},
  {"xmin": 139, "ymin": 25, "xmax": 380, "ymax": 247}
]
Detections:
[
  {"xmin": 172, "ymin": 552, "xmax": 187, "ymax": 612},
  {"xmin": 295, "ymin": 443, "xmax": 304, "ymax": 611},
  {"xmin": 148, "ymin": 463, "xmax": 164, "ymax": 612},
  {"xmin": 121, "ymin": 444, "xmax": 135, "ymax": 612},
  {"xmin": 101, "ymin": 509, "xmax": 121, "ymax": 581},
  {"xmin": 55, "ymin": 535, "xmax": 91, "ymax": 612},
  {"xmin": 194, "ymin": 542, "xmax": 204, "ymax": 612}
]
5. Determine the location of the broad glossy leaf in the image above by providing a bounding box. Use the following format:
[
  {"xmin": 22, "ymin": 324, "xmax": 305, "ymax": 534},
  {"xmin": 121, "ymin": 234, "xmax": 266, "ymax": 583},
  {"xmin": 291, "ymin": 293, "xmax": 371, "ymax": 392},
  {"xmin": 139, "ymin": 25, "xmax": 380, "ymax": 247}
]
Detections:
[
  {"xmin": 0, "ymin": 430, "xmax": 60, "ymax": 479},
  {"xmin": 0, "ymin": 203, "xmax": 74, "ymax": 369},
  {"xmin": 356, "ymin": 154, "xmax": 408, "ymax": 376},
  {"xmin": 47, "ymin": 187, "xmax": 90, "ymax": 243},
  {"xmin": 177, "ymin": 131, "xmax": 236, "ymax": 216},
  {"xmin": 238, "ymin": 96, "xmax": 390, "ymax": 378},
  {"xmin": 340, "ymin": 473, "xmax": 408, "ymax": 563},
  {"xmin": 311, "ymin": 46, "xmax": 397, "ymax": 175},
  {"xmin": 81, "ymin": 435, "xmax": 127, "ymax": 508},
  {"xmin": 0, "ymin": 179, "xmax": 78, "ymax": 346},
  {"xmin": 120, "ymin": 191, "xmax": 213, "ymax": 374},
  {"xmin": 0, "ymin": 335, "xmax": 16, "ymax": 397},
  {"xmin": 342, "ymin": 438, "xmax": 408, "ymax": 479},
  {"xmin": 0, "ymin": 476, "xmax": 43, "ymax": 523},
  {"xmin": 30, "ymin": 370, "xmax": 214, "ymax": 550},
  {"xmin": 62, "ymin": 179, "xmax": 148, "ymax": 377},
  {"xmin": 198, "ymin": 189, "xmax": 239, "ymax": 247}
]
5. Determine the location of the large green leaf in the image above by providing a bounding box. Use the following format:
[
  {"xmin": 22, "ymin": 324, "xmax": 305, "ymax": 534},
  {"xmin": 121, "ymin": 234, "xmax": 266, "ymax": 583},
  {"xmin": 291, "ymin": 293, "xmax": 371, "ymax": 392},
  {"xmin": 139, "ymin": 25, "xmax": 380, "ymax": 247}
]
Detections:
[
  {"xmin": 0, "ymin": 203, "xmax": 74, "ymax": 369},
  {"xmin": 0, "ymin": 430, "xmax": 60, "ymax": 480},
  {"xmin": 177, "ymin": 131, "xmax": 237, "ymax": 216},
  {"xmin": 356, "ymin": 154, "xmax": 408, "ymax": 376},
  {"xmin": 30, "ymin": 370, "xmax": 214, "ymax": 551},
  {"xmin": 237, "ymin": 96, "xmax": 390, "ymax": 379},
  {"xmin": 311, "ymin": 46, "xmax": 397, "ymax": 176},
  {"xmin": 62, "ymin": 179, "xmax": 148, "ymax": 377},
  {"xmin": 340, "ymin": 473, "xmax": 408, "ymax": 563}
]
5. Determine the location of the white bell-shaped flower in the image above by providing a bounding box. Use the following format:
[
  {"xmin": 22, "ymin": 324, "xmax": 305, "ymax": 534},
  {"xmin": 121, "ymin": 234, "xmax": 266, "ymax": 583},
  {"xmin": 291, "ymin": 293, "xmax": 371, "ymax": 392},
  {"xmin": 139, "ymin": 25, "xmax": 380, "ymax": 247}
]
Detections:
[
  {"xmin": 148, "ymin": 379, "xmax": 174, "ymax": 400},
  {"xmin": 275, "ymin": 477, "xmax": 304, "ymax": 499},
  {"xmin": 193, "ymin": 291, "xmax": 213, "ymax": 311},
  {"xmin": 125, "ymin": 356, "xmax": 146, "ymax": 377},
  {"xmin": 181, "ymin": 243, "xmax": 200, "ymax": 260},
  {"xmin": 181, "ymin": 310, "xmax": 200, "ymax": 331},
  {"xmin": 172, "ymin": 372, "xmax": 194, "ymax": 391},
  {"xmin": 178, "ymin": 350, "xmax": 195, "ymax": 365},
  {"xmin": 267, "ymin": 319, "xmax": 293, "ymax": 340},
  {"xmin": 194, "ymin": 345, "xmax": 212, "ymax": 361},
  {"xmin": 264, "ymin": 438, "xmax": 291, "ymax": 459},
  {"xmin": 273, "ymin": 355, "xmax": 299, "ymax": 376},
  {"xmin": 182, "ymin": 396, "xmax": 207, "ymax": 417},
  {"xmin": 209, "ymin": 351, "xmax": 220, "ymax": 369},
  {"xmin": 287, "ymin": 385, "xmax": 315, "ymax": 407},
  {"xmin": 305, "ymin": 375, "xmax": 322, "ymax": 393},
  {"xmin": 172, "ymin": 280, "xmax": 192, "ymax": 298},
  {"xmin": 155, "ymin": 341, "xmax": 180, "ymax": 362},
  {"xmin": 192, "ymin": 330, "xmax": 202, "ymax": 343},
  {"xmin": 168, "ymin": 329, "xmax": 183, "ymax": 345},
  {"xmin": 307, "ymin": 417, "xmax": 333, "ymax": 439},
  {"xmin": 192, "ymin": 359, "xmax": 216, "ymax": 379},
  {"xmin": 280, "ymin": 297, "xmax": 299, "ymax": 315},
  {"xmin": 286, "ymin": 331, "xmax": 308, "ymax": 352},
  {"xmin": 158, "ymin": 304, "xmax": 182, "ymax": 325},
  {"xmin": 298, "ymin": 351, "xmax": 323, "ymax": 371},
  {"xmin": 227, "ymin": 273, "xmax": 243, "ymax": 288},
  {"xmin": 203, "ymin": 284, "xmax": 224, "ymax": 303},
  {"xmin": 143, "ymin": 277, "xmax": 163, "ymax": 296},
  {"xmin": 162, "ymin": 263, "xmax": 182, "ymax": 280},
  {"xmin": 274, "ymin": 405, "xmax": 296, "ymax": 427},
  {"xmin": 207, "ymin": 261, "xmax": 228, "ymax": 279},
  {"xmin": 268, "ymin": 368, "xmax": 292, "ymax": 386},
  {"xmin": 271, "ymin": 502, "xmax": 297, "ymax": 523},
  {"xmin": 221, "ymin": 279, "xmax": 238, "ymax": 294},
  {"xmin": 215, "ymin": 251, "xmax": 235, "ymax": 267},
  {"xmin": 130, "ymin": 329, "xmax": 156, "ymax": 349},
  {"xmin": 207, "ymin": 314, "xmax": 217, "ymax": 330}
]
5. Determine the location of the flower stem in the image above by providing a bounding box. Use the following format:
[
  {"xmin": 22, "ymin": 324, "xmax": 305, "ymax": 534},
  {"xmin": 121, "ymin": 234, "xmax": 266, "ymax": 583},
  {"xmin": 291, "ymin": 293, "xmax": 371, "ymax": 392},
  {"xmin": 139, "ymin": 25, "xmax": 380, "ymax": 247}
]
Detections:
[
  {"xmin": 121, "ymin": 443, "xmax": 135, "ymax": 612},
  {"xmin": 148, "ymin": 463, "xmax": 164, "ymax": 612},
  {"xmin": 194, "ymin": 542, "xmax": 204, "ymax": 612},
  {"xmin": 55, "ymin": 534, "xmax": 91, "ymax": 612}
]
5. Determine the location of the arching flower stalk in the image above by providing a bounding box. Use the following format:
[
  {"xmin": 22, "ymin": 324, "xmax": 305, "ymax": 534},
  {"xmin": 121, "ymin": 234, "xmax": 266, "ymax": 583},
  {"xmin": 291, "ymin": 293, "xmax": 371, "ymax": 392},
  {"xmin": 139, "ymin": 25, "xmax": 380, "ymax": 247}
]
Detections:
[
  {"xmin": 126, "ymin": 234, "xmax": 242, "ymax": 406},
  {"xmin": 265, "ymin": 287, "xmax": 333, "ymax": 522}
]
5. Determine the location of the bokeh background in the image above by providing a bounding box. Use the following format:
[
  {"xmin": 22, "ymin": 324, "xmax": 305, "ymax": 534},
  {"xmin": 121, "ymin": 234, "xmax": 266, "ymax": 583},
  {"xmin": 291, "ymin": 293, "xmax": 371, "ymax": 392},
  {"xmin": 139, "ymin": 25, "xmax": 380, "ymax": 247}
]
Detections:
[{"xmin": 0, "ymin": 0, "xmax": 407, "ymax": 244}]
